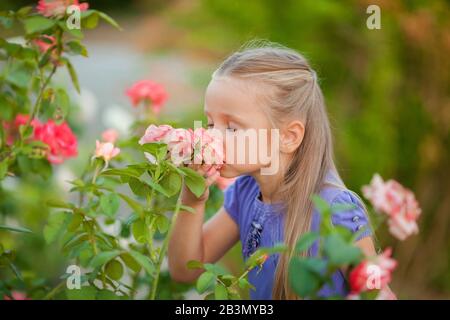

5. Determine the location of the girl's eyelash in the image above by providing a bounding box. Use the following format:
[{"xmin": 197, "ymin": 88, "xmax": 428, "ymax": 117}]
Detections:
[{"xmin": 226, "ymin": 127, "xmax": 237, "ymax": 132}]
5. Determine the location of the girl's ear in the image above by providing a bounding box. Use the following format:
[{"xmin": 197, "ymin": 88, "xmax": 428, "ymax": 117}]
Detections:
[{"xmin": 279, "ymin": 120, "xmax": 305, "ymax": 154}]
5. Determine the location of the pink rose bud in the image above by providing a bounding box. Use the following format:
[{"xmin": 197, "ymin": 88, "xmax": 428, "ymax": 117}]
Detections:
[{"xmin": 95, "ymin": 140, "xmax": 120, "ymax": 162}]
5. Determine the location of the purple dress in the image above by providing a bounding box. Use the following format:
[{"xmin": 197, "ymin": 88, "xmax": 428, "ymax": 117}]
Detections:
[{"xmin": 223, "ymin": 174, "xmax": 372, "ymax": 299}]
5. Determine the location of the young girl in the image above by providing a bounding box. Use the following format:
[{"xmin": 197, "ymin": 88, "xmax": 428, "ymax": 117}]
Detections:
[{"xmin": 168, "ymin": 42, "xmax": 379, "ymax": 300}]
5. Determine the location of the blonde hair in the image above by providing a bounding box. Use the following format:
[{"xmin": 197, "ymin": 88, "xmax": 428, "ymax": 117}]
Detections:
[{"xmin": 213, "ymin": 41, "xmax": 346, "ymax": 299}]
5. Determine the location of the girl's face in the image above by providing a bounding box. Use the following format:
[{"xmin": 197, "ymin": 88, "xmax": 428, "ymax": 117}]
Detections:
[{"xmin": 204, "ymin": 76, "xmax": 278, "ymax": 178}]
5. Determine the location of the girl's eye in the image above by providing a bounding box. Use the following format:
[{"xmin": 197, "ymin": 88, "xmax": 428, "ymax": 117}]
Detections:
[
  {"xmin": 226, "ymin": 127, "xmax": 237, "ymax": 133},
  {"xmin": 206, "ymin": 123, "xmax": 214, "ymax": 129}
]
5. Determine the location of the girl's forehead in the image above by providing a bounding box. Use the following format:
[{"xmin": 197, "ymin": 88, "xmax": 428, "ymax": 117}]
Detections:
[{"xmin": 204, "ymin": 77, "xmax": 267, "ymax": 120}]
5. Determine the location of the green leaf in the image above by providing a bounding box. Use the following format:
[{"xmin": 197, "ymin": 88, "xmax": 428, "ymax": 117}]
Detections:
[
  {"xmin": 46, "ymin": 199, "xmax": 74, "ymax": 209},
  {"xmin": 82, "ymin": 11, "xmax": 99, "ymax": 29},
  {"xmin": 323, "ymin": 233, "xmax": 363, "ymax": 266},
  {"xmin": 105, "ymin": 259, "xmax": 123, "ymax": 281},
  {"xmin": 139, "ymin": 142, "xmax": 168, "ymax": 163},
  {"xmin": 311, "ymin": 194, "xmax": 331, "ymax": 216},
  {"xmin": 288, "ymin": 257, "xmax": 326, "ymax": 298},
  {"xmin": 66, "ymin": 286, "xmax": 97, "ymax": 300},
  {"xmin": 0, "ymin": 161, "xmax": 8, "ymax": 179},
  {"xmin": 89, "ymin": 250, "xmax": 121, "ymax": 268},
  {"xmin": 117, "ymin": 193, "xmax": 144, "ymax": 217},
  {"xmin": 100, "ymin": 193, "xmax": 120, "ymax": 217},
  {"xmin": 102, "ymin": 167, "xmax": 143, "ymax": 179},
  {"xmin": 128, "ymin": 178, "xmax": 150, "ymax": 197},
  {"xmin": 155, "ymin": 215, "xmax": 170, "ymax": 234},
  {"xmin": 120, "ymin": 253, "xmax": 141, "ymax": 273},
  {"xmin": 295, "ymin": 232, "xmax": 320, "ymax": 254},
  {"xmin": 23, "ymin": 16, "xmax": 55, "ymax": 34},
  {"xmin": 128, "ymin": 250, "xmax": 154, "ymax": 276},
  {"xmin": 145, "ymin": 178, "xmax": 171, "ymax": 197},
  {"xmin": 65, "ymin": 59, "xmax": 80, "ymax": 93},
  {"xmin": 214, "ymin": 283, "xmax": 228, "ymax": 300},
  {"xmin": 186, "ymin": 260, "xmax": 204, "ymax": 270},
  {"xmin": 97, "ymin": 11, "xmax": 122, "ymax": 30},
  {"xmin": 160, "ymin": 171, "xmax": 182, "ymax": 197},
  {"xmin": 43, "ymin": 211, "xmax": 70, "ymax": 244},
  {"xmin": 131, "ymin": 219, "xmax": 147, "ymax": 243},
  {"xmin": 96, "ymin": 289, "xmax": 121, "ymax": 300},
  {"xmin": 196, "ymin": 271, "xmax": 215, "ymax": 294},
  {"xmin": 0, "ymin": 225, "xmax": 32, "ymax": 234},
  {"xmin": 68, "ymin": 213, "xmax": 83, "ymax": 232},
  {"xmin": 5, "ymin": 61, "xmax": 32, "ymax": 88},
  {"xmin": 180, "ymin": 167, "xmax": 206, "ymax": 198}
]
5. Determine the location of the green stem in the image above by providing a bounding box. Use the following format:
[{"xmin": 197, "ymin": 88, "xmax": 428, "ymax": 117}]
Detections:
[
  {"xmin": 148, "ymin": 195, "xmax": 182, "ymax": 300},
  {"xmin": 43, "ymin": 280, "xmax": 66, "ymax": 300}
]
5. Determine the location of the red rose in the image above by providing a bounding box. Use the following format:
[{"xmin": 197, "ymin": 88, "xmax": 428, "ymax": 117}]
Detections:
[{"xmin": 34, "ymin": 120, "xmax": 78, "ymax": 164}]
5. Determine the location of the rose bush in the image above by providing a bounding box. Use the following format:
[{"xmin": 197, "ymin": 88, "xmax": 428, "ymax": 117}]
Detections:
[{"xmin": 0, "ymin": 2, "xmax": 422, "ymax": 300}]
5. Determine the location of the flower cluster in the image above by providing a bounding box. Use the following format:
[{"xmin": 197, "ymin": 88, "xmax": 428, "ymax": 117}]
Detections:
[
  {"xmin": 4, "ymin": 114, "xmax": 78, "ymax": 164},
  {"xmin": 362, "ymin": 174, "xmax": 421, "ymax": 240},
  {"xmin": 139, "ymin": 124, "xmax": 224, "ymax": 174}
]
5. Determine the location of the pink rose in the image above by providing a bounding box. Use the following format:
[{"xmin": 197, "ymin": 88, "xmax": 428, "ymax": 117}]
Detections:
[
  {"xmin": 193, "ymin": 128, "xmax": 224, "ymax": 167},
  {"xmin": 349, "ymin": 248, "xmax": 397, "ymax": 294},
  {"xmin": 101, "ymin": 128, "xmax": 119, "ymax": 143},
  {"xmin": 164, "ymin": 128, "xmax": 193, "ymax": 166},
  {"xmin": 95, "ymin": 140, "xmax": 120, "ymax": 162},
  {"xmin": 139, "ymin": 124, "xmax": 173, "ymax": 145},
  {"xmin": 34, "ymin": 120, "xmax": 78, "ymax": 164},
  {"xmin": 125, "ymin": 80, "xmax": 168, "ymax": 114},
  {"xmin": 362, "ymin": 174, "xmax": 421, "ymax": 240},
  {"xmin": 33, "ymin": 35, "xmax": 56, "ymax": 53},
  {"xmin": 33, "ymin": 35, "xmax": 60, "ymax": 65},
  {"xmin": 37, "ymin": 0, "xmax": 89, "ymax": 18}
]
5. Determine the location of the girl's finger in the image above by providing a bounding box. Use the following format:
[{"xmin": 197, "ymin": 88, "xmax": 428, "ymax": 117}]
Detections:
[{"xmin": 205, "ymin": 171, "xmax": 220, "ymax": 186}]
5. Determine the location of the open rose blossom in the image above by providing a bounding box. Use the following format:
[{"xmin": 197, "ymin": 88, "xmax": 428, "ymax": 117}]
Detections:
[
  {"xmin": 193, "ymin": 128, "xmax": 224, "ymax": 168},
  {"xmin": 362, "ymin": 174, "xmax": 421, "ymax": 240},
  {"xmin": 126, "ymin": 80, "xmax": 168, "ymax": 114},
  {"xmin": 34, "ymin": 120, "xmax": 78, "ymax": 164},
  {"xmin": 139, "ymin": 124, "xmax": 224, "ymax": 170},
  {"xmin": 95, "ymin": 140, "xmax": 120, "ymax": 162},
  {"xmin": 164, "ymin": 128, "xmax": 194, "ymax": 166},
  {"xmin": 349, "ymin": 248, "xmax": 397, "ymax": 295},
  {"xmin": 37, "ymin": 0, "xmax": 89, "ymax": 18},
  {"xmin": 101, "ymin": 128, "xmax": 119, "ymax": 143},
  {"xmin": 139, "ymin": 124, "xmax": 173, "ymax": 145}
]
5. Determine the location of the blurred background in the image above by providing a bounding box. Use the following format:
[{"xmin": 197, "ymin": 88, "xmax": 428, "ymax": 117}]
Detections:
[{"xmin": 1, "ymin": 0, "xmax": 449, "ymax": 299}]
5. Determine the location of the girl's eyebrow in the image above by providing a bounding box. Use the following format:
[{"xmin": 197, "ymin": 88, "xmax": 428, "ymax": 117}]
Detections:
[{"xmin": 205, "ymin": 110, "xmax": 245, "ymax": 125}]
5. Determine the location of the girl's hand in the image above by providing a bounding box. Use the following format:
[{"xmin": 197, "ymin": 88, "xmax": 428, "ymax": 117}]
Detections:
[{"xmin": 181, "ymin": 164, "xmax": 220, "ymax": 204}]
